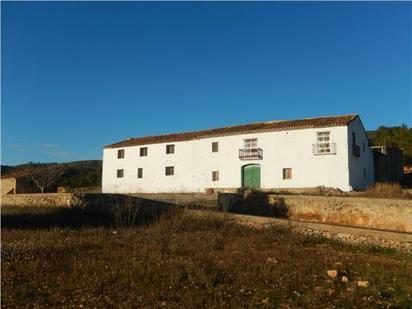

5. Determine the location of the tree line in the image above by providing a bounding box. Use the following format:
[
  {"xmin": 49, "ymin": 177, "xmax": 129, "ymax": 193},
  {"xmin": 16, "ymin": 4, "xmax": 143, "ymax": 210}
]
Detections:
[{"xmin": 368, "ymin": 124, "xmax": 412, "ymax": 164}]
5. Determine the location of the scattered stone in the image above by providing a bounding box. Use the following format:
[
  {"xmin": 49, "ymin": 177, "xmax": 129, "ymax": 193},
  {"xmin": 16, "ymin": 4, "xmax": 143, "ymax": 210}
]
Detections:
[
  {"xmin": 357, "ymin": 280, "xmax": 369, "ymax": 287},
  {"xmin": 341, "ymin": 276, "xmax": 349, "ymax": 283},
  {"xmin": 112, "ymin": 231, "xmax": 118, "ymax": 234},
  {"xmin": 327, "ymin": 270, "xmax": 338, "ymax": 278},
  {"xmin": 267, "ymin": 257, "xmax": 279, "ymax": 264},
  {"xmin": 293, "ymin": 291, "xmax": 301, "ymax": 297}
]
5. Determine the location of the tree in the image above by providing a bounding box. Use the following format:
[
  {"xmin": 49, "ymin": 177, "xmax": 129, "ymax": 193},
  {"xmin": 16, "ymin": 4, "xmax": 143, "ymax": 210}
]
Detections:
[
  {"xmin": 25, "ymin": 165, "xmax": 65, "ymax": 193},
  {"xmin": 368, "ymin": 124, "xmax": 412, "ymax": 165}
]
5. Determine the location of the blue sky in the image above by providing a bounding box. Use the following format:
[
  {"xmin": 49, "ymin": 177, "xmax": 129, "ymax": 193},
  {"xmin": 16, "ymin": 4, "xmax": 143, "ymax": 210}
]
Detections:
[{"xmin": 2, "ymin": 2, "xmax": 411, "ymax": 165}]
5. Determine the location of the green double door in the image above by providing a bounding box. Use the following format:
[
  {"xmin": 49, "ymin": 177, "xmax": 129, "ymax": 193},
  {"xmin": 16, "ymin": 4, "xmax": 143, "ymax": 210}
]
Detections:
[{"xmin": 242, "ymin": 164, "xmax": 261, "ymax": 189}]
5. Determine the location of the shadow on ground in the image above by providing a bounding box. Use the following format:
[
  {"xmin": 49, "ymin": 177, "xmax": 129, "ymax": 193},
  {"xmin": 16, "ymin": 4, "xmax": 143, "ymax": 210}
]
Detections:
[
  {"xmin": 1, "ymin": 201, "xmax": 177, "ymax": 230},
  {"xmin": 218, "ymin": 190, "xmax": 289, "ymax": 218}
]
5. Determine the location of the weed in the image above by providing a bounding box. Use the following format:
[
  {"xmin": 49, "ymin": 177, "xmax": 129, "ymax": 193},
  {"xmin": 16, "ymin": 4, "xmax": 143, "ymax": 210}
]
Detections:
[
  {"xmin": 1, "ymin": 207, "xmax": 412, "ymax": 308},
  {"xmin": 363, "ymin": 182, "xmax": 408, "ymax": 198}
]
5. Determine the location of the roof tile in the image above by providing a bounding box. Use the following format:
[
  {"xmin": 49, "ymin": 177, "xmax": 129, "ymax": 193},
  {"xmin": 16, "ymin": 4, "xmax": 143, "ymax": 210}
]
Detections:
[{"xmin": 105, "ymin": 114, "xmax": 358, "ymax": 148}]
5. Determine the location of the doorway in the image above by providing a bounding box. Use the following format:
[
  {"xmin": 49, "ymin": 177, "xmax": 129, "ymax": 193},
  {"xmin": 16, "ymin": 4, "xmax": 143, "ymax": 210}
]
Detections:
[{"xmin": 242, "ymin": 164, "xmax": 261, "ymax": 189}]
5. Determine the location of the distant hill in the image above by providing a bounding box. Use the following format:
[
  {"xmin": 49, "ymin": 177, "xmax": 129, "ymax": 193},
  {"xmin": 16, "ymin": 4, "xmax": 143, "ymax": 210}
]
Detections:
[
  {"xmin": 368, "ymin": 124, "xmax": 412, "ymax": 165},
  {"xmin": 1, "ymin": 160, "xmax": 102, "ymax": 191}
]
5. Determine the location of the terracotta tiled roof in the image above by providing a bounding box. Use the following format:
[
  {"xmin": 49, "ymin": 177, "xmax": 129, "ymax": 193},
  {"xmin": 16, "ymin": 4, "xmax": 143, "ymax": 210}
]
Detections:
[{"xmin": 104, "ymin": 114, "xmax": 358, "ymax": 149}]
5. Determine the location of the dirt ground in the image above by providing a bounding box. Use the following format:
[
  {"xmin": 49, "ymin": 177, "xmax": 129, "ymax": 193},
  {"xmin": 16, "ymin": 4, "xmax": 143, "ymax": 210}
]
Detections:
[{"xmin": 2, "ymin": 207, "xmax": 412, "ymax": 308}]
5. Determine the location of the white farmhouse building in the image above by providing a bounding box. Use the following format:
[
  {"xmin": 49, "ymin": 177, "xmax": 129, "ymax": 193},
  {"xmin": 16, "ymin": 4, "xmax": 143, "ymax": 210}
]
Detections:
[{"xmin": 102, "ymin": 114, "xmax": 374, "ymax": 193}]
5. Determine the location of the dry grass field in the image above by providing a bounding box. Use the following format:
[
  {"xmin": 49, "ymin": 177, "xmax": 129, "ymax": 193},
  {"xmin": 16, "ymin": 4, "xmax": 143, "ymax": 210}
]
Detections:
[{"xmin": 2, "ymin": 206, "xmax": 412, "ymax": 308}]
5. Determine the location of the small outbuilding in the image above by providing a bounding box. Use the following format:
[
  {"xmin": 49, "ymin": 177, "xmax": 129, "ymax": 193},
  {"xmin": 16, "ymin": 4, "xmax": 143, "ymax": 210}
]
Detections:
[{"xmin": 1, "ymin": 173, "xmax": 42, "ymax": 195}]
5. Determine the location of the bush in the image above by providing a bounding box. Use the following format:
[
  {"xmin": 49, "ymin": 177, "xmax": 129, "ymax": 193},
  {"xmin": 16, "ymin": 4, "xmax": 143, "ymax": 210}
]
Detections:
[{"xmin": 364, "ymin": 183, "xmax": 407, "ymax": 198}]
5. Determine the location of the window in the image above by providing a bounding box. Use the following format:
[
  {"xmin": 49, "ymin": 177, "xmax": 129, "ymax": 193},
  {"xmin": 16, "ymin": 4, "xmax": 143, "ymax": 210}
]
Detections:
[
  {"xmin": 166, "ymin": 144, "xmax": 175, "ymax": 154},
  {"xmin": 117, "ymin": 149, "xmax": 125, "ymax": 159},
  {"xmin": 244, "ymin": 138, "xmax": 257, "ymax": 148},
  {"xmin": 137, "ymin": 168, "xmax": 143, "ymax": 179},
  {"xmin": 117, "ymin": 169, "xmax": 124, "ymax": 178},
  {"xmin": 140, "ymin": 147, "xmax": 148, "ymax": 157},
  {"xmin": 316, "ymin": 131, "xmax": 331, "ymax": 153},
  {"xmin": 352, "ymin": 132, "xmax": 360, "ymax": 157},
  {"xmin": 282, "ymin": 168, "xmax": 292, "ymax": 180},
  {"xmin": 212, "ymin": 171, "xmax": 219, "ymax": 181},
  {"xmin": 212, "ymin": 142, "xmax": 219, "ymax": 153},
  {"xmin": 363, "ymin": 143, "xmax": 365, "ymax": 153},
  {"xmin": 165, "ymin": 166, "xmax": 174, "ymax": 176},
  {"xmin": 363, "ymin": 168, "xmax": 366, "ymax": 179}
]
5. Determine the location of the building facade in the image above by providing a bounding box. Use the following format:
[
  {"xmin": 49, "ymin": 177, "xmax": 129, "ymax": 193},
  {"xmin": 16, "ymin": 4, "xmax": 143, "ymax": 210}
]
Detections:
[{"xmin": 102, "ymin": 114, "xmax": 374, "ymax": 193}]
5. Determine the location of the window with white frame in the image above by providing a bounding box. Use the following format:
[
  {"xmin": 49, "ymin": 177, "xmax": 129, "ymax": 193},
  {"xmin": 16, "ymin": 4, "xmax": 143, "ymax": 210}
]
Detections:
[
  {"xmin": 244, "ymin": 138, "xmax": 257, "ymax": 148},
  {"xmin": 316, "ymin": 131, "xmax": 331, "ymax": 153}
]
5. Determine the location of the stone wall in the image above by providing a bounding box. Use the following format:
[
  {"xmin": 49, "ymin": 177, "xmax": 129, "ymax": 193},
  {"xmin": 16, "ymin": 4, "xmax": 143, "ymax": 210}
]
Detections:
[
  {"xmin": 1, "ymin": 193, "xmax": 77, "ymax": 207},
  {"xmin": 187, "ymin": 210, "xmax": 412, "ymax": 252},
  {"xmin": 0, "ymin": 193, "xmax": 173, "ymax": 216},
  {"xmin": 271, "ymin": 195, "xmax": 412, "ymax": 233},
  {"xmin": 2, "ymin": 192, "xmax": 411, "ymax": 233},
  {"xmin": 0, "ymin": 192, "xmax": 215, "ymax": 209},
  {"xmin": 219, "ymin": 193, "xmax": 412, "ymax": 233}
]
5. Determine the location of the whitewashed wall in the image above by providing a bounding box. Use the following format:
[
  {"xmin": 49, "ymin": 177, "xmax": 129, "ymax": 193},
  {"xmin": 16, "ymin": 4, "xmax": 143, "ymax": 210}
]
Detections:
[
  {"xmin": 101, "ymin": 124, "xmax": 365, "ymax": 193},
  {"xmin": 347, "ymin": 118, "xmax": 375, "ymax": 190}
]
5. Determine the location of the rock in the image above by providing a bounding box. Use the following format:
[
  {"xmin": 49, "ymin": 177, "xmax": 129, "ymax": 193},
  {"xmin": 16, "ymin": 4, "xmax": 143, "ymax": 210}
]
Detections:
[
  {"xmin": 267, "ymin": 257, "xmax": 279, "ymax": 264},
  {"xmin": 357, "ymin": 280, "xmax": 369, "ymax": 287},
  {"xmin": 327, "ymin": 270, "xmax": 338, "ymax": 278},
  {"xmin": 341, "ymin": 276, "xmax": 349, "ymax": 283}
]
